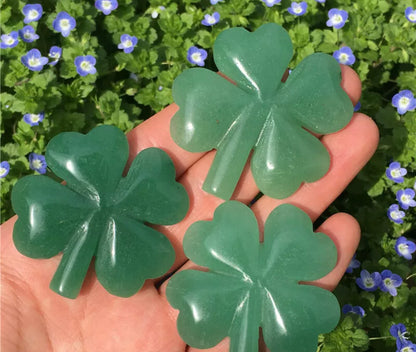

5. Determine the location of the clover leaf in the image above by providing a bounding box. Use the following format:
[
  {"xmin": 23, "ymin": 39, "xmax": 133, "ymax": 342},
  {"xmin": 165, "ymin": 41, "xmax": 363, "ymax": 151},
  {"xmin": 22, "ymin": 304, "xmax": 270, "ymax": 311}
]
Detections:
[
  {"xmin": 166, "ymin": 201, "xmax": 340, "ymax": 352},
  {"xmin": 171, "ymin": 23, "xmax": 353, "ymax": 200},
  {"xmin": 12, "ymin": 125, "xmax": 189, "ymax": 299}
]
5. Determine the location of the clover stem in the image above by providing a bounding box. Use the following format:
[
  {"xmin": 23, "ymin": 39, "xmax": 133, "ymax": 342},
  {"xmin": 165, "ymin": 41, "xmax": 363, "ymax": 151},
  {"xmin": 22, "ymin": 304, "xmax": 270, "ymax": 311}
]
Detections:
[
  {"xmin": 203, "ymin": 124, "xmax": 258, "ymax": 200},
  {"xmin": 229, "ymin": 292, "xmax": 261, "ymax": 352},
  {"xmin": 50, "ymin": 214, "xmax": 100, "ymax": 299}
]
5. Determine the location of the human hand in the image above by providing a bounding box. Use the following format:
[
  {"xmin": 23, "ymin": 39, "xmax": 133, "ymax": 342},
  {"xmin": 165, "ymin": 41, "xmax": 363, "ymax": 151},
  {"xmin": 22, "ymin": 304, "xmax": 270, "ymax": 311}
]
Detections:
[{"xmin": 1, "ymin": 65, "xmax": 378, "ymax": 352}]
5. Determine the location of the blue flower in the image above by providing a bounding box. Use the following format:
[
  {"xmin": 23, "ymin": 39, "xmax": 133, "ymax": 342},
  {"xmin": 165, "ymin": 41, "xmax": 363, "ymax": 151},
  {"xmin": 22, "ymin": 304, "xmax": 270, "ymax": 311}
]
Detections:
[
  {"xmin": 346, "ymin": 253, "xmax": 360, "ymax": 273},
  {"xmin": 117, "ymin": 34, "xmax": 138, "ymax": 54},
  {"xmin": 95, "ymin": 0, "xmax": 118, "ymax": 15},
  {"xmin": 386, "ymin": 161, "xmax": 407, "ymax": 183},
  {"xmin": 391, "ymin": 324, "xmax": 413, "ymax": 351},
  {"xmin": 0, "ymin": 31, "xmax": 19, "ymax": 49},
  {"xmin": 74, "ymin": 55, "xmax": 97, "ymax": 76},
  {"xmin": 405, "ymin": 7, "xmax": 416, "ymax": 23},
  {"xmin": 53, "ymin": 12, "xmax": 76, "ymax": 37},
  {"xmin": 354, "ymin": 101, "xmax": 361, "ymax": 111},
  {"xmin": 395, "ymin": 236, "xmax": 416, "ymax": 260},
  {"xmin": 390, "ymin": 323, "xmax": 409, "ymax": 340},
  {"xmin": 356, "ymin": 269, "xmax": 381, "ymax": 292},
  {"xmin": 18, "ymin": 25, "xmax": 39, "ymax": 43},
  {"xmin": 187, "ymin": 46, "xmax": 207, "ymax": 67},
  {"xmin": 333, "ymin": 46, "xmax": 355, "ymax": 65},
  {"xmin": 262, "ymin": 0, "xmax": 281, "ymax": 7},
  {"xmin": 210, "ymin": 0, "xmax": 224, "ymax": 4},
  {"xmin": 29, "ymin": 153, "xmax": 47, "ymax": 174},
  {"xmin": 397, "ymin": 340, "xmax": 416, "ymax": 352},
  {"xmin": 22, "ymin": 4, "xmax": 43, "ymax": 24},
  {"xmin": 201, "ymin": 12, "xmax": 220, "ymax": 26},
  {"xmin": 388, "ymin": 204, "xmax": 405, "ymax": 224},
  {"xmin": 0, "ymin": 161, "xmax": 10, "ymax": 178},
  {"xmin": 21, "ymin": 49, "xmax": 48, "ymax": 71},
  {"xmin": 326, "ymin": 8, "xmax": 348, "ymax": 29},
  {"xmin": 397, "ymin": 188, "xmax": 416, "ymax": 210},
  {"xmin": 341, "ymin": 304, "xmax": 365, "ymax": 317},
  {"xmin": 48, "ymin": 46, "xmax": 62, "ymax": 66},
  {"xmin": 23, "ymin": 112, "xmax": 44, "ymax": 126},
  {"xmin": 379, "ymin": 270, "xmax": 402, "ymax": 296},
  {"xmin": 392, "ymin": 90, "xmax": 416, "ymax": 115},
  {"xmin": 315, "ymin": 0, "xmax": 325, "ymax": 3},
  {"xmin": 391, "ymin": 324, "xmax": 411, "ymax": 351},
  {"xmin": 287, "ymin": 2, "xmax": 307, "ymax": 16}
]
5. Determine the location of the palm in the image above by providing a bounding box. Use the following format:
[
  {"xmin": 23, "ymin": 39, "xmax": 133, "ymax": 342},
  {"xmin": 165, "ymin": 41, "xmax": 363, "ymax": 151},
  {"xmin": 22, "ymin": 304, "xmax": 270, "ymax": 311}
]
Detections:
[{"xmin": 1, "ymin": 66, "xmax": 378, "ymax": 352}]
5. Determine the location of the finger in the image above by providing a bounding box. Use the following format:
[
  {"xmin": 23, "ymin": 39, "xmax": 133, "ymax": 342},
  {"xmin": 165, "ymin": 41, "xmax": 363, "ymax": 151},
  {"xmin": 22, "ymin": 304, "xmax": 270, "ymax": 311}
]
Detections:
[
  {"xmin": 126, "ymin": 104, "xmax": 206, "ymax": 177},
  {"xmin": 304, "ymin": 212, "xmax": 361, "ymax": 291},
  {"xmin": 251, "ymin": 112, "xmax": 379, "ymax": 232},
  {"xmin": 340, "ymin": 65, "xmax": 361, "ymax": 106}
]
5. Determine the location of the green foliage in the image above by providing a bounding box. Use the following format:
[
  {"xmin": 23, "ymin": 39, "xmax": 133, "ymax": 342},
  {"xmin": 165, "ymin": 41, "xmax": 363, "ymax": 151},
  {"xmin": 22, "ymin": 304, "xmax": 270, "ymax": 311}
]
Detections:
[{"xmin": 1, "ymin": 0, "xmax": 415, "ymax": 350}]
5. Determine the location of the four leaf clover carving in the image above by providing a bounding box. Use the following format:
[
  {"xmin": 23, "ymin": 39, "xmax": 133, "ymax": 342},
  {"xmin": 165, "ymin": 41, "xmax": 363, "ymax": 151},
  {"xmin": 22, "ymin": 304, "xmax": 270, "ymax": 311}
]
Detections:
[
  {"xmin": 167, "ymin": 201, "xmax": 340, "ymax": 352},
  {"xmin": 171, "ymin": 23, "xmax": 353, "ymax": 200},
  {"xmin": 12, "ymin": 125, "xmax": 189, "ymax": 298}
]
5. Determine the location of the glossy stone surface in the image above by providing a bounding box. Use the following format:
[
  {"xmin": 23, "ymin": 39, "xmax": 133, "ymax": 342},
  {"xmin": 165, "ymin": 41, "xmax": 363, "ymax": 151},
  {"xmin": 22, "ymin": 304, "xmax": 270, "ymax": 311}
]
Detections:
[
  {"xmin": 12, "ymin": 125, "xmax": 189, "ymax": 299},
  {"xmin": 166, "ymin": 201, "xmax": 339, "ymax": 352},
  {"xmin": 171, "ymin": 23, "xmax": 353, "ymax": 200}
]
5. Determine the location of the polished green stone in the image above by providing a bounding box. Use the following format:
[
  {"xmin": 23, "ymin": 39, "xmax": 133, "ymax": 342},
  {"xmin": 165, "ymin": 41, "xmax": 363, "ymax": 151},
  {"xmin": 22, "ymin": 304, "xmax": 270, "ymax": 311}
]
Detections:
[
  {"xmin": 171, "ymin": 23, "xmax": 353, "ymax": 200},
  {"xmin": 12, "ymin": 125, "xmax": 189, "ymax": 299},
  {"xmin": 166, "ymin": 201, "xmax": 340, "ymax": 352}
]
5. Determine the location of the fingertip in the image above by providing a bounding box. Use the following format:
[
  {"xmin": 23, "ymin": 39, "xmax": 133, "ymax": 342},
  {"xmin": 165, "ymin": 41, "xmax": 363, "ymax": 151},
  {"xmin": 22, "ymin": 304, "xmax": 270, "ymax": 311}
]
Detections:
[
  {"xmin": 351, "ymin": 112, "xmax": 380, "ymax": 152},
  {"xmin": 340, "ymin": 65, "xmax": 361, "ymax": 106},
  {"xmin": 312, "ymin": 213, "xmax": 361, "ymax": 291}
]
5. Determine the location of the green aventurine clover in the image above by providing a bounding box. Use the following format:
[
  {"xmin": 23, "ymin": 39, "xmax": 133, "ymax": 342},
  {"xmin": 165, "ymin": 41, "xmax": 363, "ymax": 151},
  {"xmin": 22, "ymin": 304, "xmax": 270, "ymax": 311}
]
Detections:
[
  {"xmin": 12, "ymin": 125, "xmax": 189, "ymax": 299},
  {"xmin": 166, "ymin": 201, "xmax": 340, "ymax": 352},
  {"xmin": 171, "ymin": 23, "xmax": 353, "ymax": 200}
]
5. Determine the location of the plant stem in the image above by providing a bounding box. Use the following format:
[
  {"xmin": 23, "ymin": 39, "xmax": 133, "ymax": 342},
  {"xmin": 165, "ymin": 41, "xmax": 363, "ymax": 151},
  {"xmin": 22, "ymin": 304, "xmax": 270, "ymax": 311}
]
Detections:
[
  {"xmin": 406, "ymin": 273, "xmax": 416, "ymax": 281},
  {"xmin": 369, "ymin": 336, "xmax": 393, "ymax": 341}
]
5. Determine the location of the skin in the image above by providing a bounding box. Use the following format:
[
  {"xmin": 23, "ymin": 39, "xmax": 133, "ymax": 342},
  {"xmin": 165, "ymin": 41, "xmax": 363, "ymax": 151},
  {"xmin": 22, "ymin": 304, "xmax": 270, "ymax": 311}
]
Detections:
[{"xmin": 1, "ymin": 65, "xmax": 379, "ymax": 352}]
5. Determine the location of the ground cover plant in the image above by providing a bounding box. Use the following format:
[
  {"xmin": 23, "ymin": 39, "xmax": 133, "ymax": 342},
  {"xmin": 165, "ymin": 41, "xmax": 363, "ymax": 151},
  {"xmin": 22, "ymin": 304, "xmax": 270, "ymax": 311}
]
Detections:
[{"xmin": 0, "ymin": 0, "xmax": 415, "ymax": 350}]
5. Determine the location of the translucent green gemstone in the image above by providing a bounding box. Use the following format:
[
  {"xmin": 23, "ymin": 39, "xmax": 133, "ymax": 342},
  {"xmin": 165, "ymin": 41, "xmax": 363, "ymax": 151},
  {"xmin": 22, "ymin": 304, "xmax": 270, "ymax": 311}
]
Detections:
[
  {"xmin": 171, "ymin": 23, "xmax": 353, "ymax": 200},
  {"xmin": 12, "ymin": 125, "xmax": 189, "ymax": 298},
  {"xmin": 166, "ymin": 201, "xmax": 340, "ymax": 352}
]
